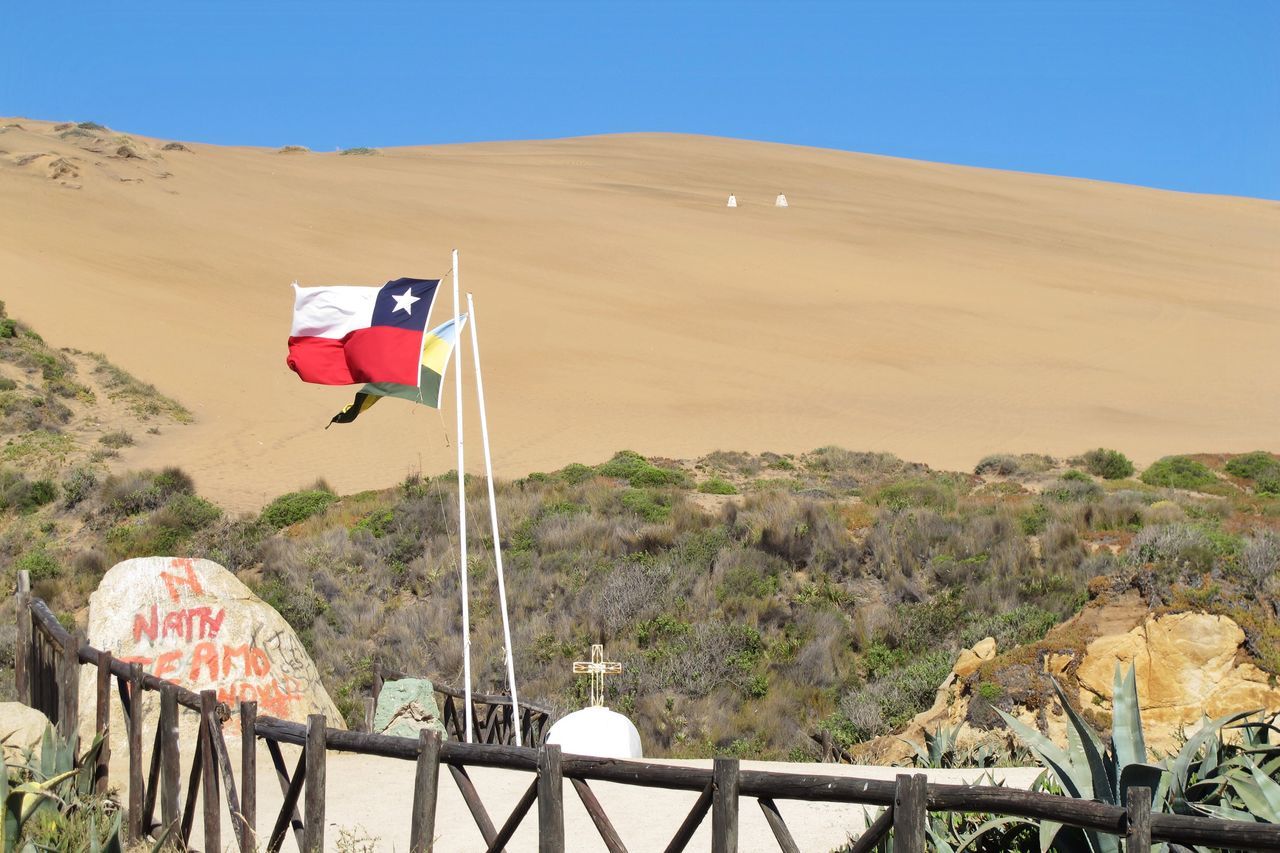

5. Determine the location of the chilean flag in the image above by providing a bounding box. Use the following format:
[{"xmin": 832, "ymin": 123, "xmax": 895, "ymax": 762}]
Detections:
[{"xmin": 286, "ymin": 277, "xmax": 440, "ymax": 385}]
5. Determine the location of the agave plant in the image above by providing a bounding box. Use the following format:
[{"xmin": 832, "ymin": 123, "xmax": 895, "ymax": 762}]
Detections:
[
  {"xmin": 997, "ymin": 664, "xmax": 1166, "ymax": 853},
  {"xmin": 2, "ymin": 761, "xmax": 77, "ymax": 853},
  {"xmin": 4, "ymin": 726, "xmax": 122, "ymax": 853},
  {"xmin": 902, "ymin": 723, "xmax": 1036, "ymax": 770},
  {"xmin": 1165, "ymin": 713, "xmax": 1280, "ymax": 825},
  {"xmin": 845, "ymin": 776, "xmax": 1047, "ymax": 853}
]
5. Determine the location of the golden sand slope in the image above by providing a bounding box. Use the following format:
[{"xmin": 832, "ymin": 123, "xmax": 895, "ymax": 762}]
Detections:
[{"xmin": 1, "ymin": 118, "xmax": 1276, "ymax": 511}]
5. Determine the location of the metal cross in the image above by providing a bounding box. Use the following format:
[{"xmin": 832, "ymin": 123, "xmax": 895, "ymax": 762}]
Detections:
[{"xmin": 572, "ymin": 644, "xmax": 622, "ymax": 708}]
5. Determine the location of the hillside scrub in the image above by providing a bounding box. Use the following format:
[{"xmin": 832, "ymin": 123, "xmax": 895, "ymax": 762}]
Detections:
[{"xmin": 2, "ymin": 437, "xmax": 1279, "ymax": 759}]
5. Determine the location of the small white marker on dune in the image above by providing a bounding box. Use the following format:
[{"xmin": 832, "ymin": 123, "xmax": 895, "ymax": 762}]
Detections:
[
  {"xmin": 776, "ymin": 193, "xmax": 788, "ymax": 207},
  {"xmin": 726, "ymin": 193, "xmax": 737, "ymax": 208}
]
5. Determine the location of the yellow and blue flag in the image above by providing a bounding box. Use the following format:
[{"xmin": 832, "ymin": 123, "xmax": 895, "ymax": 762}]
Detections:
[{"xmin": 328, "ymin": 315, "xmax": 466, "ymax": 426}]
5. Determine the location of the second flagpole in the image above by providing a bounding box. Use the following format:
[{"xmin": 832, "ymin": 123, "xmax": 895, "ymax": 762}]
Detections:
[
  {"xmin": 466, "ymin": 291, "xmax": 522, "ymax": 745},
  {"xmin": 452, "ymin": 248, "xmax": 474, "ymax": 742}
]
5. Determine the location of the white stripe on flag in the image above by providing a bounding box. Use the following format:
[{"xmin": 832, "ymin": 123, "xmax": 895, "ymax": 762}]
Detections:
[{"xmin": 289, "ymin": 284, "xmax": 380, "ymax": 338}]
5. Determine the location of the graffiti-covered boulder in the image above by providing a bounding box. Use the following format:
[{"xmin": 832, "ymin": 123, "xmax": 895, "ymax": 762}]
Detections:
[{"xmin": 78, "ymin": 557, "xmax": 344, "ymax": 743}]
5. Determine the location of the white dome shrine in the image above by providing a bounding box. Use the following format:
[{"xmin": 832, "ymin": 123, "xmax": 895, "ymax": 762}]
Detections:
[{"xmin": 547, "ymin": 706, "xmax": 643, "ymax": 759}]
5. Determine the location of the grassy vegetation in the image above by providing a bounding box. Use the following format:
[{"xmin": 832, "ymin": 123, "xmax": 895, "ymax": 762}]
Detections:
[{"xmin": 3, "ymin": 439, "xmax": 1278, "ymax": 759}]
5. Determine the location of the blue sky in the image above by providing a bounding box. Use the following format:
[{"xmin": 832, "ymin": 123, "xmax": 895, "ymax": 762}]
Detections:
[{"xmin": 5, "ymin": 1, "xmax": 1277, "ymax": 198}]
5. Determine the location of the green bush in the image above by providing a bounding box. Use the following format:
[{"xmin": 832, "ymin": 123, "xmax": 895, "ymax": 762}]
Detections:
[
  {"xmin": 1061, "ymin": 469, "xmax": 1090, "ymax": 482},
  {"xmin": 1140, "ymin": 456, "xmax": 1216, "ymax": 490},
  {"xmin": 0, "ymin": 469, "xmax": 58, "ymax": 512},
  {"xmin": 0, "ymin": 318, "xmax": 15, "ymax": 339},
  {"xmin": 974, "ymin": 454, "xmax": 1020, "ymax": 476},
  {"xmin": 698, "ymin": 478, "xmax": 737, "ymax": 495},
  {"xmin": 557, "ymin": 463, "xmax": 595, "ymax": 484},
  {"xmin": 60, "ymin": 466, "xmax": 97, "ymax": 509},
  {"xmin": 100, "ymin": 467, "xmax": 194, "ymax": 517},
  {"xmin": 159, "ymin": 493, "xmax": 222, "ymax": 533},
  {"xmin": 1082, "ymin": 447, "xmax": 1134, "ymax": 480},
  {"xmin": 871, "ymin": 478, "xmax": 956, "ymax": 513},
  {"xmin": 260, "ymin": 488, "xmax": 337, "ymax": 528},
  {"xmin": 1225, "ymin": 451, "xmax": 1280, "ymax": 482},
  {"xmin": 1019, "ymin": 502, "xmax": 1049, "ymax": 534},
  {"xmin": 26, "ymin": 479, "xmax": 57, "ymax": 508},
  {"xmin": 1043, "ymin": 478, "xmax": 1102, "ymax": 503},
  {"xmin": 620, "ymin": 488, "xmax": 671, "ymax": 522},
  {"xmin": 15, "ymin": 547, "xmax": 60, "ymax": 581},
  {"xmin": 1257, "ymin": 472, "xmax": 1280, "ymax": 497},
  {"xmin": 0, "ymin": 377, "xmax": 15, "ymax": 391},
  {"xmin": 596, "ymin": 450, "xmax": 687, "ymax": 488}
]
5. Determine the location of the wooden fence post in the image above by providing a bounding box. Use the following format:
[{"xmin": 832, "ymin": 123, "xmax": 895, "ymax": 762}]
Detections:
[
  {"xmin": 363, "ymin": 697, "xmax": 376, "ymax": 733},
  {"xmin": 57, "ymin": 630, "xmax": 82, "ymax": 749},
  {"xmin": 14, "ymin": 570, "xmax": 30, "ymax": 703},
  {"xmin": 305, "ymin": 714, "xmax": 327, "ymax": 853},
  {"xmin": 201, "ymin": 690, "xmax": 221, "ymax": 853},
  {"xmin": 242, "ymin": 700, "xmax": 258, "ymax": 851},
  {"xmin": 409, "ymin": 729, "xmax": 442, "ymax": 853},
  {"xmin": 94, "ymin": 649, "xmax": 112, "ymax": 794},
  {"xmin": 1126, "ymin": 786, "xmax": 1152, "ymax": 853},
  {"xmin": 160, "ymin": 685, "xmax": 180, "ymax": 838},
  {"xmin": 537, "ymin": 744, "xmax": 564, "ymax": 852},
  {"xmin": 127, "ymin": 663, "xmax": 145, "ymax": 843},
  {"xmin": 712, "ymin": 757, "xmax": 740, "ymax": 853},
  {"xmin": 893, "ymin": 774, "xmax": 927, "ymax": 853}
]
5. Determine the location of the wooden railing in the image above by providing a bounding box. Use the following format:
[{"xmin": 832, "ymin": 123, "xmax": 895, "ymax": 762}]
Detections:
[
  {"xmin": 14, "ymin": 571, "xmax": 1280, "ymax": 852},
  {"xmin": 371, "ymin": 662, "xmax": 553, "ymax": 747}
]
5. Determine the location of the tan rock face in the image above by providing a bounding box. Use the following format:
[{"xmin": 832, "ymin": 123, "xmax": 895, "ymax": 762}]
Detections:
[
  {"xmin": 953, "ymin": 637, "xmax": 997, "ymax": 678},
  {"xmin": 1075, "ymin": 612, "xmax": 1280, "ymax": 754},
  {"xmin": 78, "ymin": 557, "xmax": 344, "ymax": 743}
]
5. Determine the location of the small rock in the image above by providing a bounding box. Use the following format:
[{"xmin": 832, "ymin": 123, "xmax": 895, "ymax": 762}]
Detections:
[
  {"xmin": 374, "ymin": 678, "xmax": 447, "ymax": 739},
  {"xmin": 0, "ymin": 702, "xmax": 52, "ymax": 764},
  {"xmin": 161, "ymin": 142, "xmax": 191, "ymax": 152}
]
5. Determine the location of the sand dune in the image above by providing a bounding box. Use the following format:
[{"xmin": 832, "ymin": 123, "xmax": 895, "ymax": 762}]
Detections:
[{"xmin": 1, "ymin": 118, "xmax": 1276, "ymax": 511}]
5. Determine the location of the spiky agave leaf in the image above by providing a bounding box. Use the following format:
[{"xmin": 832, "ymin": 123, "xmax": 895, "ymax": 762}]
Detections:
[
  {"xmin": 1052, "ymin": 679, "xmax": 1112, "ymax": 803},
  {"xmin": 995, "ymin": 710, "xmax": 1090, "ymax": 801},
  {"xmin": 1111, "ymin": 664, "xmax": 1147, "ymax": 773}
]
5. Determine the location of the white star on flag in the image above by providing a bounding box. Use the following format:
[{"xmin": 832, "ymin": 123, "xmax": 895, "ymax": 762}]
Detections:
[{"xmin": 391, "ymin": 288, "xmax": 420, "ymax": 315}]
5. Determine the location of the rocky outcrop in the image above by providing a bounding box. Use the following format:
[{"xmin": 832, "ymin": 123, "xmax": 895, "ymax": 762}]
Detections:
[
  {"xmin": 1073, "ymin": 612, "xmax": 1280, "ymax": 753},
  {"xmin": 887, "ymin": 599, "xmax": 1280, "ymax": 761},
  {"xmin": 78, "ymin": 557, "xmax": 344, "ymax": 745}
]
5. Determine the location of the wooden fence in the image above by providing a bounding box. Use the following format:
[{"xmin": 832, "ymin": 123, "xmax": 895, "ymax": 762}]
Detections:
[{"xmin": 14, "ymin": 571, "xmax": 1280, "ymax": 852}]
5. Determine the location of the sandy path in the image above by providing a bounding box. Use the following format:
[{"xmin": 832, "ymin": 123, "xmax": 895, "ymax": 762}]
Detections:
[
  {"xmin": 107, "ymin": 739, "xmax": 1042, "ymax": 851},
  {"xmin": 2, "ymin": 119, "xmax": 1277, "ymax": 512}
]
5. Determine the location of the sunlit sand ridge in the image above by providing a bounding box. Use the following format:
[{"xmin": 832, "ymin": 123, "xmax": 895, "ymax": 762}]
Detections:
[{"xmin": 1, "ymin": 118, "xmax": 1276, "ymax": 510}]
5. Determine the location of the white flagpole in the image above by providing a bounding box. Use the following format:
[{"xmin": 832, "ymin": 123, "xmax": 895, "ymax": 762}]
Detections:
[
  {"xmin": 452, "ymin": 249, "xmax": 474, "ymax": 743},
  {"xmin": 465, "ymin": 292, "xmax": 522, "ymax": 745}
]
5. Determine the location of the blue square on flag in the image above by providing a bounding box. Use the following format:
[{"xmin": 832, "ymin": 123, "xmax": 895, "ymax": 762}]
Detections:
[{"xmin": 371, "ymin": 278, "xmax": 440, "ymax": 330}]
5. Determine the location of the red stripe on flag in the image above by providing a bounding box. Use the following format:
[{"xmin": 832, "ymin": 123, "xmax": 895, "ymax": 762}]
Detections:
[
  {"xmin": 287, "ymin": 336, "xmax": 355, "ymax": 384},
  {"xmin": 287, "ymin": 326, "xmax": 423, "ymax": 386}
]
